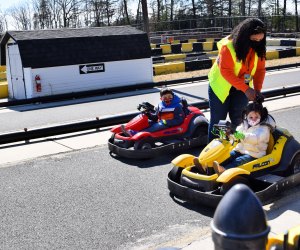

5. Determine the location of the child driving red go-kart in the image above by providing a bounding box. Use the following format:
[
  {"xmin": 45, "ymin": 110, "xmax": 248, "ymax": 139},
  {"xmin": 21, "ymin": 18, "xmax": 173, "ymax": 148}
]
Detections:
[
  {"xmin": 121, "ymin": 87, "xmax": 185, "ymax": 136},
  {"xmin": 108, "ymin": 88, "xmax": 209, "ymax": 159}
]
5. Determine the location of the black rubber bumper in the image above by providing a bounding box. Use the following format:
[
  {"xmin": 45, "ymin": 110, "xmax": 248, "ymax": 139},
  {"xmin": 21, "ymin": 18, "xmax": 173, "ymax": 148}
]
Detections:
[
  {"xmin": 167, "ymin": 171, "xmax": 300, "ymax": 208},
  {"xmin": 167, "ymin": 172, "xmax": 222, "ymax": 208},
  {"xmin": 108, "ymin": 136, "xmax": 207, "ymax": 159}
]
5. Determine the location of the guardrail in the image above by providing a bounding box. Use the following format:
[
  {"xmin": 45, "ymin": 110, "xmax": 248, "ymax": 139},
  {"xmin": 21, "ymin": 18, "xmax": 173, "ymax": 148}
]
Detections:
[
  {"xmin": 0, "ymin": 85, "xmax": 299, "ymax": 145},
  {"xmin": 1, "ymin": 62, "xmax": 300, "ymax": 108}
]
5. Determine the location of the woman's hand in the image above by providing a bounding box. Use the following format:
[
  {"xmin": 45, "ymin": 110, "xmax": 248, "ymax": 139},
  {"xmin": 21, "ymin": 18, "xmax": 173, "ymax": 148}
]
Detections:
[{"xmin": 245, "ymin": 88, "xmax": 256, "ymax": 101}]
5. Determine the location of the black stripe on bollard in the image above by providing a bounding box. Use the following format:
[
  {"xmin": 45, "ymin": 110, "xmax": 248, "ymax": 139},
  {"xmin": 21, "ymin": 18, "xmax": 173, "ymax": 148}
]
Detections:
[
  {"xmin": 280, "ymin": 40, "xmax": 297, "ymax": 46},
  {"xmin": 192, "ymin": 42, "xmax": 204, "ymax": 52},
  {"xmin": 151, "ymin": 48, "xmax": 163, "ymax": 56},
  {"xmin": 171, "ymin": 44, "xmax": 182, "ymax": 54},
  {"xmin": 212, "ymin": 42, "xmax": 218, "ymax": 50},
  {"xmin": 278, "ymin": 48, "xmax": 296, "ymax": 58},
  {"xmin": 185, "ymin": 59, "xmax": 213, "ymax": 71}
]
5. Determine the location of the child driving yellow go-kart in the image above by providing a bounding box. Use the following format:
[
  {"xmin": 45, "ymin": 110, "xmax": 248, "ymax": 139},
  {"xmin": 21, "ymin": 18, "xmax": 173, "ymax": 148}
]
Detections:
[
  {"xmin": 167, "ymin": 99, "xmax": 300, "ymax": 207},
  {"xmin": 195, "ymin": 101, "xmax": 274, "ymax": 175}
]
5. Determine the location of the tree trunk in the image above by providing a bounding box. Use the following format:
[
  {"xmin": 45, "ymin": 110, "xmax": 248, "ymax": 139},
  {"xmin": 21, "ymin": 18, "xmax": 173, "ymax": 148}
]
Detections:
[
  {"xmin": 141, "ymin": 0, "xmax": 150, "ymax": 38},
  {"xmin": 258, "ymin": 0, "xmax": 262, "ymax": 17},
  {"xmin": 191, "ymin": 0, "xmax": 197, "ymax": 28},
  {"xmin": 240, "ymin": 0, "xmax": 244, "ymax": 16},
  {"xmin": 170, "ymin": 0, "xmax": 174, "ymax": 21},
  {"xmin": 247, "ymin": 0, "xmax": 251, "ymax": 15},
  {"xmin": 136, "ymin": 0, "xmax": 141, "ymax": 25},
  {"xmin": 282, "ymin": 0, "xmax": 286, "ymax": 31},
  {"xmin": 123, "ymin": 0, "xmax": 130, "ymax": 24},
  {"xmin": 295, "ymin": 0, "xmax": 299, "ymax": 32},
  {"xmin": 157, "ymin": 0, "xmax": 161, "ymax": 21}
]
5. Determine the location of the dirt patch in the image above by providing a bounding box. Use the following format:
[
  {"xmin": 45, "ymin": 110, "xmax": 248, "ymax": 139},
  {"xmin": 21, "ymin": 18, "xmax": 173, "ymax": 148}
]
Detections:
[{"xmin": 153, "ymin": 56, "xmax": 300, "ymax": 82}]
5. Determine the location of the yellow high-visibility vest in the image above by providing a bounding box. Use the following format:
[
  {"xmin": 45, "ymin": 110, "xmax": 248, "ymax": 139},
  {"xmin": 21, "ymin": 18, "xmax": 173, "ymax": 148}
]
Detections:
[{"xmin": 208, "ymin": 37, "xmax": 258, "ymax": 103}]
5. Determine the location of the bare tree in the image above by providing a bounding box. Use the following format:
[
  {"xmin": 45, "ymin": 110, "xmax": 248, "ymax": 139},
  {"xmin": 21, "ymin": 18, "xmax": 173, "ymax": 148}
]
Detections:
[
  {"xmin": 295, "ymin": 0, "xmax": 299, "ymax": 31},
  {"xmin": 123, "ymin": 0, "xmax": 130, "ymax": 24},
  {"xmin": 48, "ymin": 0, "xmax": 63, "ymax": 28},
  {"xmin": 90, "ymin": 0, "xmax": 105, "ymax": 26},
  {"xmin": 157, "ymin": 0, "xmax": 161, "ymax": 21},
  {"xmin": 258, "ymin": 0, "xmax": 262, "ymax": 17},
  {"xmin": 240, "ymin": 0, "xmax": 245, "ymax": 16},
  {"xmin": 141, "ymin": 0, "xmax": 149, "ymax": 36},
  {"xmin": 282, "ymin": 0, "xmax": 286, "ymax": 30},
  {"xmin": 103, "ymin": 0, "xmax": 117, "ymax": 25},
  {"xmin": 82, "ymin": 0, "xmax": 92, "ymax": 26},
  {"xmin": 9, "ymin": 3, "xmax": 32, "ymax": 30},
  {"xmin": 0, "ymin": 11, "xmax": 8, "ymax": 32},
  {"xmin": 56, "ymin": 0, "xmax": 82, "ymax": 27},
  {"xmin": 32, "ymin": 0, "xmax": 52, "ymax": 29}
]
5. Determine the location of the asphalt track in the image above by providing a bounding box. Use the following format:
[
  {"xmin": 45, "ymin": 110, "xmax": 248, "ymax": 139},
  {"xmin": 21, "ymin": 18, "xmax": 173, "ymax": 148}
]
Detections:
[
  {"xmin": 0, "ymin": 105, "xmax": 299, "ymax": 249},
  {"xmin": 0, "ymin": 68, "xmax": 300, "ymax": 133}
]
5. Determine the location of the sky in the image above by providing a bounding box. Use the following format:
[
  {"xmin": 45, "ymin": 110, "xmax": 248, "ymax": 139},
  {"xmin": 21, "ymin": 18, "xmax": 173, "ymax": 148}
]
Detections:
[
  {"xmin": 0, "ymin": 0, "xmax": 24, "ymax": 11},
  {"xmin": 0, "ymin": 0, "xmax": 296, "ymax": 30}
]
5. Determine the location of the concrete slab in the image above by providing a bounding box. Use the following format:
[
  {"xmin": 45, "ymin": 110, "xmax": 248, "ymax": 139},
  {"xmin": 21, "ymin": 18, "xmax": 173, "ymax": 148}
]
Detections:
[
  {"xmin": 0, "ymin": 139, "xmax": 71, "ymax": 166},
  {"xmin": 52, "ymin": 129, "xmax": 111, "ymax": 150}
]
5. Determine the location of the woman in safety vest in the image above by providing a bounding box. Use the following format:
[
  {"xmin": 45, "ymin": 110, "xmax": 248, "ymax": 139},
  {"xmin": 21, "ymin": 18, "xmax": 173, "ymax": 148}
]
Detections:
[{"xmin": 207, "ymin": 18, "xmax": 266, "ymax": 142}]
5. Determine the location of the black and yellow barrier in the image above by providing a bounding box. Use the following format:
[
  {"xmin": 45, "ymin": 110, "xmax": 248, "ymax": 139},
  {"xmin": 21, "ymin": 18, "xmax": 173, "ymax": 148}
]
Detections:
[
  {"xmin": 0, "ymin": 65, "xmax": 8, "ymax": 99},
  {"xmin": 267, "ymin": 39, "xmax": 300, "ymax": 47},
  {"xmin": 153, "ymin": 58, "xmax": 216, "ymax": 75},
  {"xmin": 151, "ymin": 41, "xmax": 218, "ymax": 56},
  {"xmin": 266, "ymin": 47, "xmax": 300, "ymax": 60},
  {"xmin": 153, "ymin": 48, "xmax": 300, "ymax": 75},
  {"xmin": 150, "ymin": 38, "xmax": 220, "ymax": 49},
  {"xmin": 152, "ymin": 51, "xmax": 209, "ymax": 64}
]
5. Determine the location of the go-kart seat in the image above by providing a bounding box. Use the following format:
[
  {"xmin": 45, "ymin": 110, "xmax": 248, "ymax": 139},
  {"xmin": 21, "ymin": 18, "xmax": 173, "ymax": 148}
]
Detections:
[
  {"xmin": 264, "ymin": 114, "xmax": 277, "ymax": 155},
  {"xmin": 266, "ymin": 133, "xmax": 275, "ymax": 155},
  {"xmin": 181, "ymin": 98, "xmax": 190, "ymax": 116}
]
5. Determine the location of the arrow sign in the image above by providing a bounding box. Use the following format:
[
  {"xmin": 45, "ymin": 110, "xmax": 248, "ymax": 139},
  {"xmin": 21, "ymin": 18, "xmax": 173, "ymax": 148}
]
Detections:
[{"xmin": 79, "ymin": 63, "xmax": 105, "ymax": 74}]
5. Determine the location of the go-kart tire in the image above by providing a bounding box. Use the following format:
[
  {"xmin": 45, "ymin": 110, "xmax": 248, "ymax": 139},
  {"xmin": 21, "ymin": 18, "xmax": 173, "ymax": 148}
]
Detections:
[
  {"xmin": 291, "ymin": 152, "xmax": 300, "ymax": 174},
  {"xmin": 134, "ymin": 138, "xmax": 155, "ymax": 150},
  {"xmin": 192, "ymin": 125, "xmax": 207, "ymax": 139},
  {"xmin": 220, "ymin": 176, "xmax": 250, "ymax": 195}
]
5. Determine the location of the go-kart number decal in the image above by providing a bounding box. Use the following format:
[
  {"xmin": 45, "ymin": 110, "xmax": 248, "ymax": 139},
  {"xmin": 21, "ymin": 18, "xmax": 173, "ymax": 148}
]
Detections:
[{"xmin": 253, "ymin": 160, "xmax": 270, "ymax": 169}]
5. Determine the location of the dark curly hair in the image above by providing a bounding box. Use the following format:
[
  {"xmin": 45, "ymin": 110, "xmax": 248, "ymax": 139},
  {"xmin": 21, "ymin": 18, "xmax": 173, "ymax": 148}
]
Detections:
[
  {"xmin": 160, "ymin": 87, "xmax": 174, "ymax": 97},
  {"xmin": 230, "ymin": 18, "xmax": 266, "ymax": 62},
  {"xmin": 242, "ymin": 102, "xmax": 269, "ymax": 123}
]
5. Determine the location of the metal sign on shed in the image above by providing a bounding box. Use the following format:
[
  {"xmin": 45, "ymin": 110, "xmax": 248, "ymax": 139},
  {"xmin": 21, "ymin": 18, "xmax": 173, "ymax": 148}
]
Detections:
[{"xmin": 79, "ymin": 63, "xmax": 105, "ymax": 74}]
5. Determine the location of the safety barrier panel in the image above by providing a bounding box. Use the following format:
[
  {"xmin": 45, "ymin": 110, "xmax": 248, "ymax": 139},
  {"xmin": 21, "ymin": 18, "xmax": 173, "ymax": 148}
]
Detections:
[
  {"xmin": 153, "ymin": 62, "xmax": 186, "ymax": 75},
  {"xmin": 0, "ymin": 82, "xmax": 8, "ymax": 98},
  {"xmin": 153, "ymin": 48, "xmax": 300, "ymax": 75},
  {"xmin": 150, "ymin": 38, "xmax": 220, "ymax": 48},
  {"xmin": 151, "ymin": 41, "xmax": 218, "ymax": 56},
  {"xmin": 267, "ymin": 39, "xmax": 300, "ymax": 47},
  {"xmin": 152, "ymin": 38, "xmax": 300, "ymax": 57},
  {"xmin": 0, "ymin": 66, "xmax": 7, "ymax": 98}
]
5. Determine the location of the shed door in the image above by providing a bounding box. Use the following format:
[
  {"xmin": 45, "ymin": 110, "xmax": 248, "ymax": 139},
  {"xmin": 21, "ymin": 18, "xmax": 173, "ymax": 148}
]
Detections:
[{"xmin": 7, "ymin": 44, "xmax": 26, "ymax": 99}]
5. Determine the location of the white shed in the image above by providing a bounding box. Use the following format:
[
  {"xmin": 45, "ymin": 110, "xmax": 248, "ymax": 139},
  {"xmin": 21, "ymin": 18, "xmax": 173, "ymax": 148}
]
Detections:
[{"xmin": 0, "ymin": 26, "xmax": 152, "ymax": 100}]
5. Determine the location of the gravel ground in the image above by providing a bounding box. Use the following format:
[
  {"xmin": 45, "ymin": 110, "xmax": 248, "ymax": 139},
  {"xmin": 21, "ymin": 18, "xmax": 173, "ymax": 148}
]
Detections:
[{"xmin": 153, "ymin": 56, "xmax": 300, "ymax": 82}]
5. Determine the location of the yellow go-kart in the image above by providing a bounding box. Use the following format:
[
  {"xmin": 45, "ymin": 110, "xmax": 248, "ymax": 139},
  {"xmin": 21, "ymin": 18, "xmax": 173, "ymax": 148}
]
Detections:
[{"xmin": 167, "ymin": 120, "xmax": 300, "ymax": 208}]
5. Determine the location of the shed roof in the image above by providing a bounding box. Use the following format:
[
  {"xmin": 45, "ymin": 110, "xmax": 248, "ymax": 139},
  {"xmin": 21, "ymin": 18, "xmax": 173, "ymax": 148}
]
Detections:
[{"xmin": 0, "ymin": 26, "xmax": 151, "ymax": 68}]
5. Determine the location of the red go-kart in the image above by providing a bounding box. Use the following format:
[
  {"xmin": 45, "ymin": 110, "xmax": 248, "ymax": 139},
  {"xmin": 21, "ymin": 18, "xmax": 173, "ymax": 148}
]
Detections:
[{"xmin": 108, "ymin": 100, "xmax": 209, "ymax": 159}]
